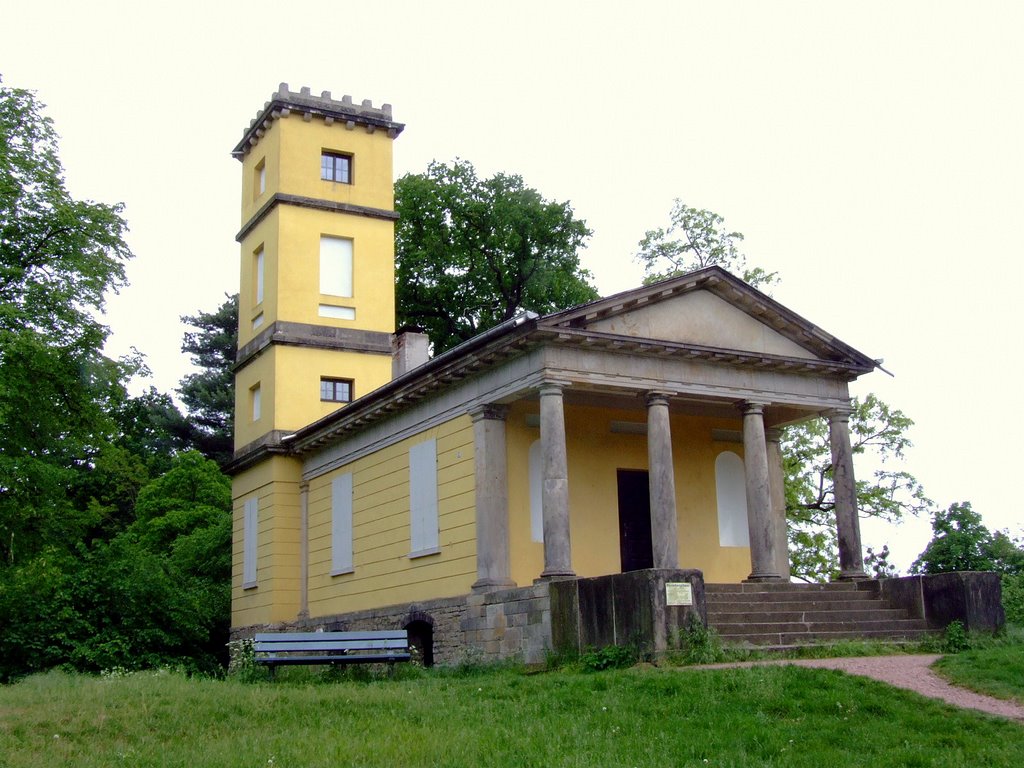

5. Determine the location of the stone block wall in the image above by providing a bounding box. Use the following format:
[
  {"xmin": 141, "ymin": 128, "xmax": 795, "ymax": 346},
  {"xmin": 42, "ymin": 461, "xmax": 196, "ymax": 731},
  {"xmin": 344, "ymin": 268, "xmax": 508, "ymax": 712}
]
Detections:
[
  {"xmin": 462, "ymin": 583, "xmax": 552, "ymax": 665},
  {"xmin": 231, "ymin": 569, "xmax": 705, "ymax": 666},
  {"xmin": 880, "ymin": 571, "xmax": 1005, "ymax": 632}
]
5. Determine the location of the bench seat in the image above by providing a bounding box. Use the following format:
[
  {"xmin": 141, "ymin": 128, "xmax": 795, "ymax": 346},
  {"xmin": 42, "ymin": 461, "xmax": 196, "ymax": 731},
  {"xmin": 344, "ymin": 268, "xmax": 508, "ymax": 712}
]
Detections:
[{"xmin": 253, "ymin": 630, "xmax": 411, "ymax": 673}]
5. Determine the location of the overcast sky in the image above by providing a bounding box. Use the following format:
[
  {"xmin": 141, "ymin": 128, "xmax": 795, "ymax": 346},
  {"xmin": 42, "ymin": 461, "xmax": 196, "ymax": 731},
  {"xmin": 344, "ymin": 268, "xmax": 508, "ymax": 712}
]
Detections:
[{"xmin": 4, "ymin": 1, "xmax": 1022, "ymax": 569}]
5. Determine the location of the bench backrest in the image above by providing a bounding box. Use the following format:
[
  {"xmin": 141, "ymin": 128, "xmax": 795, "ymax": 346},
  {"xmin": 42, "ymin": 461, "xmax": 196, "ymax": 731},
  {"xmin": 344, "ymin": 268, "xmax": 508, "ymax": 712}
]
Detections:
[{"xmin": 253, "ymin": 630, "xmax": 409, "ymax": 654}]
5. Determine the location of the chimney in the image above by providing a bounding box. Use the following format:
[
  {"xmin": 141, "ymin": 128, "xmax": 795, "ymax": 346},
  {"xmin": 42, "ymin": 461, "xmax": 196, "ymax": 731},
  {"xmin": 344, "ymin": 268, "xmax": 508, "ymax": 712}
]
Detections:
[{"xmin": 392, "ymin": 329, "xmax": 430, "ymax": 377}]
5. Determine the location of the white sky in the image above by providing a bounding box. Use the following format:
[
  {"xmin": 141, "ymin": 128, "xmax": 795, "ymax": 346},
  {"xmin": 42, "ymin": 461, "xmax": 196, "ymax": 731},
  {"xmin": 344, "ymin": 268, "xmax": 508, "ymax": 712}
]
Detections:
[{"xmin": 4, "ymin": 0, "xmax": 1022, "ymax": 570}]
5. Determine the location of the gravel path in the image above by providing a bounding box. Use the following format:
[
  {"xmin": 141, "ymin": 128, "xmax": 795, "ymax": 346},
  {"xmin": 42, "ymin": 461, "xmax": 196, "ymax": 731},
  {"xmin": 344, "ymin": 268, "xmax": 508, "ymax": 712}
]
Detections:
[{"xmin": 692, "ymin": 654, "xmax": 1024, "ymax": 722}]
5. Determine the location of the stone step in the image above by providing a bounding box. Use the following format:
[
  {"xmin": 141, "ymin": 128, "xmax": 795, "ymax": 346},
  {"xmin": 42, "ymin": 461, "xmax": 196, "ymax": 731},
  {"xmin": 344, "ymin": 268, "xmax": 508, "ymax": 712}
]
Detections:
[
  {"xmin": 706, "ymin": 582, "xmax": 877, "ymax": 594},
  {"xmin": 718, "ymin": 628, "xmax": 936, "ymax": 646},
  {"xmin": 706, "ymin": 592, "xmax": 881, "ymax": 606},
  {"xmin": 708, "ymin": 608, "xmax": 913, "ymax": 625},
  {"xmin": 714, "ymin": 618, "xmax": 929, "ymax": 636}
]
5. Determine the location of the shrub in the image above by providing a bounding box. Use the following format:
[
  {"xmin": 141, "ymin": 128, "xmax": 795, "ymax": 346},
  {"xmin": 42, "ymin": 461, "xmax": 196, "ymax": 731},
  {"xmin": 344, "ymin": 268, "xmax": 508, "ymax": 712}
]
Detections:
[
  {"xmin": 579, "ymin": 644, "xmax": 638, "ymax": 672},
  {"xmin": 1002, "ymin": 573, "xmax": 1024, "ymax": 626},
  {"xmin": 673, "ymin": 613, "xmax": 724, "ymax": 665}
]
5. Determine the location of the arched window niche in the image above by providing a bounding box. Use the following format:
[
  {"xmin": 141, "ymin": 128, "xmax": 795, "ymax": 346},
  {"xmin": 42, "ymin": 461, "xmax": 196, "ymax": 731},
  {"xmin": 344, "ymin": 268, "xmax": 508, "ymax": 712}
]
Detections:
[{"xmin": 715, "ymin": 451, "xmax": 750, "ymax": 547}]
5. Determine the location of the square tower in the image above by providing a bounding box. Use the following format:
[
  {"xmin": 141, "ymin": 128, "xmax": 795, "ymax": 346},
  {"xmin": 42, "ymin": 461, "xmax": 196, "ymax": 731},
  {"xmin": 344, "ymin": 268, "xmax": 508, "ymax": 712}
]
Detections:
[
  {"xmin": 230, "ymin": 85, "xmax": 403, "ymax": 627},
  {"xmin": 232, "ymin": 84, "xmax": 404, "ymax": 454}
]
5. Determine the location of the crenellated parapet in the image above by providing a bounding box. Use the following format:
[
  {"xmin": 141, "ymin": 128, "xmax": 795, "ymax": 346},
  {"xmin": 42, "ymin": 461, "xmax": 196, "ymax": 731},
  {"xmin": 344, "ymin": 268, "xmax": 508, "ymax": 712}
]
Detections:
[{"xmin": 232, "ymin": 82, "xmax": 404, "ymax": 159}]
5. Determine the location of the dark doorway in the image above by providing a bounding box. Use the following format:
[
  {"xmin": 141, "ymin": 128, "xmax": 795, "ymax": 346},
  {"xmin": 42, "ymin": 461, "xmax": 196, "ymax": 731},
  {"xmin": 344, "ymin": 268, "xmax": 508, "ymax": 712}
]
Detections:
[
  {"xmin": 405, "ymin": 619, "xmax": 434, "ymax": 667},
  {"xmin": 617, "ymin": 469, "xmax": 653, "ymax": 572}
]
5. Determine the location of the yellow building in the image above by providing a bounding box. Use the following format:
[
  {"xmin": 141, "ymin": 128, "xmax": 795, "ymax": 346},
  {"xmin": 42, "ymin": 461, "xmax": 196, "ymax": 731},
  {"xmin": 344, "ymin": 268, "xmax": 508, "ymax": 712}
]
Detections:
[{"xmin": 228, "ymin": 86, "xmax": 878, "ymax": 665}]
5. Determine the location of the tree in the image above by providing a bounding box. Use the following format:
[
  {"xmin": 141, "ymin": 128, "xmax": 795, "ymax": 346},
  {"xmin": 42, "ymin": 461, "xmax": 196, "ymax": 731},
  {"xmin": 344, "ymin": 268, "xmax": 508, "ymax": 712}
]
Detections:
[
  {"xmin": 912, "ymin": 502, "xmax": 1023, "ymax": 575},
  {"xmin": 177, "ymin": 294, "xmax": 237, "ymax": 466},
  {"xmin": 0, "ymin": 81, "xmax": 134, "ymax": 564},
  {"xmin": 636, "ymin": 200, "xmax": 777, "ymax": 289},
  {"xmin": 0, "ymin": 452, "xmax": 232, "ymax": 680},
  {"xmin": 783, "ymin": 394, "xmax": 932, "ymax": 581},
  {"xmin": 395, "ymin": 159, "xmax": 598, "ymax": 353}
]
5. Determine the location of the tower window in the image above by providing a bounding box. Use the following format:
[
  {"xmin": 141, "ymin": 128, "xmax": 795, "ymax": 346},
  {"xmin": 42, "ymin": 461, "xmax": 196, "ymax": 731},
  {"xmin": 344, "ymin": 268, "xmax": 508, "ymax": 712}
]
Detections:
[
  {"xmin": 251, "ymin": 383, "xmax": 262, "ymax": 421},
  {"xmin": 255, "ymin": 158, "xmax": 266, "ymax": 197},
  {"xmin": 321, "ymin": 151, "xmax": 351, "ymax": 183},
  {"xmin": 254, "ymin": 245, "xmax": 264, "ymax": 305},
  {"xmin": 321, "ymin": 377, "xmax": 353, "ymax": 403}
]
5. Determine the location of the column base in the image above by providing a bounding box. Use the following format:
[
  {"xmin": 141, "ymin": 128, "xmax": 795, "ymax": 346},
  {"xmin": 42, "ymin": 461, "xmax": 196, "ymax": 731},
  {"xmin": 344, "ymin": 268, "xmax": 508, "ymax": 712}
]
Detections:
[
  {"xmin": 471, "ymin": 578, "xmax": 517, "ymax": 593},
  {"xmin": 834, "ymin": 569, "xmax": 870, "ymax": 581},
  {"xmin": 537, "ymin": 569, "xmax": 576, "ymax": 581},
  {"xmin": 744, "ymin": 573, "xmax": 786, "ymax": 583}
]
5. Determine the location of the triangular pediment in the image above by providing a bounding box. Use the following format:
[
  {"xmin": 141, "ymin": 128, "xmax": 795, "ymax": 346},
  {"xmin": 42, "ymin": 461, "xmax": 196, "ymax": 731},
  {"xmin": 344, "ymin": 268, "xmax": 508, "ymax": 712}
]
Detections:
[
  {"xmin": 587, "ymin": 289, "xmax": 817, "ymax": 359},
  {"xmin": 542, "ymin": 266, "xmax": 876, "ymax": 369}
]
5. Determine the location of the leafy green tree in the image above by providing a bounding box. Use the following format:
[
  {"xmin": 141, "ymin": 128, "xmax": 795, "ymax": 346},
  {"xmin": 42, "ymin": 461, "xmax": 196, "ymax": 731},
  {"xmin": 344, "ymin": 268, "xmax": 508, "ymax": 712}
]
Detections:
[
  {"xmin": 395, "ymin": 159, "xmax": 598, "ymax": 353},
  {"xmin": 911, "ymin": 502, "xmax": 1023, "ymax": 575},
  {"xmin": 0, "ymin": 81, "xmax": 134, "ymax": 564},
  {"xmin": 177, "ymin": 294, "xmax": 237, "ymax": 466},
  {"xmin": 0, "ymin": 452, "xmax": 231, "ymax": 680},
  {"xmin": 636, "ymin": 200, "xmax": 777, "ymax": 288},
  {"xmin": 783, "ymin": 394, "xmax": 932, "ymax": 581}
]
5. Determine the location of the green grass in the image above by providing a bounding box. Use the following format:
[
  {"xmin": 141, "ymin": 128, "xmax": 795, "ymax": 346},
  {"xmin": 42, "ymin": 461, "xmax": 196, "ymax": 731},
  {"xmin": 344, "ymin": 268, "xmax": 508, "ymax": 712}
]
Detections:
[
  {"xmin": 932, "ymin": 625, "xmax": 1024, "ymax": 703},
  {"xmin": 2, "ymin": 663, "xmax": 1022, "ymax": 768}
]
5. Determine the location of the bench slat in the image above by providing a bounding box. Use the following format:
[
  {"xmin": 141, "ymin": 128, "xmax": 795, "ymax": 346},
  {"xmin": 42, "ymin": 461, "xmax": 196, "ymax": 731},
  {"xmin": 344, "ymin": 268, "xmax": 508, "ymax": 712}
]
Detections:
[
  {"xmin": 254, "ymin": 639, "xmax": 409, "ymax": 653},
  {"xmin": 256, "ymin": 653, "xmax": 411, "ymax": 666},
  {"xmin": 254, "ymin": 631, "xmax": 407, "ymax": 643}
]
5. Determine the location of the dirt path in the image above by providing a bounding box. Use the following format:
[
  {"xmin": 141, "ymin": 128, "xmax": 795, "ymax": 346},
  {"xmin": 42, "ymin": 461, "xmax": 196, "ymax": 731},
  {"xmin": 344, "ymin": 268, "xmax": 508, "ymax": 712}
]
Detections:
[{"xmin": 692, "ymin": 654, "xmax": 1024, "ymax": 722}]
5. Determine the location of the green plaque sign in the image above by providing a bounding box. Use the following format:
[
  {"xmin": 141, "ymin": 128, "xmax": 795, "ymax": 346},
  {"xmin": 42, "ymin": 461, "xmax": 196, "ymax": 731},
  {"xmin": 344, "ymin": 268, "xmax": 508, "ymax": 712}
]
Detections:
[{"xmin": 665, "ymin": 582, "xmax": 693, "ymax": 606}]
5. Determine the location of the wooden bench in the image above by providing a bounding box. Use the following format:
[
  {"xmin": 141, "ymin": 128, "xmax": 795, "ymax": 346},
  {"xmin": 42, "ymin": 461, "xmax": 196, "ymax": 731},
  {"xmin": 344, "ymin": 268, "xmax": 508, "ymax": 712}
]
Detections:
[{"xmin": 253, "ymin": 630, "xmax": 411, "ymax": 676}]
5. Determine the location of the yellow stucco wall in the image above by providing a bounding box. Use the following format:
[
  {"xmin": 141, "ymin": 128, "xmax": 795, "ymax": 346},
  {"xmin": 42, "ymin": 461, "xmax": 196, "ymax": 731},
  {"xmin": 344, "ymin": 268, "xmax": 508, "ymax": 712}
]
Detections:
[
  {"xmin": 239, "ymin": 112, "xmax": 395, "ymax": 227},
  {"xmin": 305, "ymin": 415, "xmax": 477, "ymax": 616},
  {"xmin": 237, "ymin": 205, "xmax": 395, "ymax": 349},
  {"xmin": 233, "ymin": 343, "xmax": 392, "ymax": 450},
  {"xmin": 505, "ymin": 401, "xmax": 752, "ymax": 586},
  {"xmin": 231, "ymin": 456, "xmax": 303, "ymax": 627}
]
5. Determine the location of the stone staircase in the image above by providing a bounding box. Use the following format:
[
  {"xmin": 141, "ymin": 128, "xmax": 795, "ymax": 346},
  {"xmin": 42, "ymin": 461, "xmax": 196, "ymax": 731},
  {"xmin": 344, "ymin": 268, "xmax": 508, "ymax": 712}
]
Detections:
[{"xmin": 705, "ymin": 581, "xmax": 935, "ymax": 648}]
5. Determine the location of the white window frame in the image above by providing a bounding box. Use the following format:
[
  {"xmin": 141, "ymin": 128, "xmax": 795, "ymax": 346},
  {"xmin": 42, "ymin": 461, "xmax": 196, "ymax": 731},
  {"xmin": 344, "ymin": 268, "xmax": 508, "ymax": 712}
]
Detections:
[
  {"xmin": 715, "ymin": 451, "xmax": 750, "ymax": 547},
  {"xmin": 528, "ymin": 439, "xmax": 543, "ymax": 543},
  {"xmin": 320, "ymin": 235, "xmax": 353, "ymax": 297},
  {"xmin": 243, "ymin": 497, "xmax": 258, "ymax": 588},
  {"xmin": 251, "ymin": 384, "xmax": 261, "ymax": 422},
  {"xmin": 408, "ymin": 438, "xmax": 439, "ymax": 558},
  {"xmin": 331, "ymin": 473, "xmax": 354, "ymax": 575},
  {"xmin": 254, "ymin": 246, "xmax": 264, "ymax": 305}
]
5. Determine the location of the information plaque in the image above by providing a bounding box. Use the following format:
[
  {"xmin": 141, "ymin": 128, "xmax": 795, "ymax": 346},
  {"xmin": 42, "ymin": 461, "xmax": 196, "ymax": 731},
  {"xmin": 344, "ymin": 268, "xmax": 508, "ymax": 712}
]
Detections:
[{"xmin": 665, "ymin": 582, "xmax": 693, "ymax": 606}]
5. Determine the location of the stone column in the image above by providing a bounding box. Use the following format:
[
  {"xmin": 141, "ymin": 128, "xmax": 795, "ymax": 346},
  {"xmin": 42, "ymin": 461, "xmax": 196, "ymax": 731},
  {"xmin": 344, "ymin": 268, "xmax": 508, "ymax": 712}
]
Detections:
[
  {"xmin": 539, "ymin": 382, "xmax": 574, "ymax": 578},
  {"xmin": 646, "ymin": 392, "xmax": 679, "ymax": 569},
  {"xmin": 470, "ymin": 404, "xmax": 515, "ymax": 591},
  {"xmin": 765, "ymin": 429, "xmax": 791, "ymax": 579},
  {"xmin": 829, "ymin": 406, "xmax": 868, "ymax": 580},
  {"xmin": 742, "ymin": 401, "xmax": 782, "ymax": 581},
  {"xmin": 298, "ymin": 481, "xmax": 310, "ymax": 620}
]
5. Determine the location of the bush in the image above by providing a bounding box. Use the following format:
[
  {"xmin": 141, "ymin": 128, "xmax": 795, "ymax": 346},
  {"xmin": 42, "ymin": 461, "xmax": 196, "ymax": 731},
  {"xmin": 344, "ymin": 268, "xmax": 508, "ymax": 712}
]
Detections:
[
  {"xmin": 673, "ymin": 613, "xmax": 724, "ymax": 665},
  {"xmin": 1003, "ymin": 573, "xmax": 1024, "ymax": 626},
  {"xmin": 579, "ymin": 644, "xmax": 639, "ymax": 672}
]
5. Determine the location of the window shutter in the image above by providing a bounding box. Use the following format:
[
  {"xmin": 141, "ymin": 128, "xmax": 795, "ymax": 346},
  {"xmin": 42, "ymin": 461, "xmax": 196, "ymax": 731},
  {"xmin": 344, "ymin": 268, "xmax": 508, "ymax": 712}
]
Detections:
[
  {"xmin": 409, "ymin": 439, "xmax": 439, "ymax": 556},
  {"xmin": 243, "ymin": 497, "xmax": 259, "ymax": 587},
  {"xmin": 331, "ymin": 473, "xmax": 354, "ymax": 574}
]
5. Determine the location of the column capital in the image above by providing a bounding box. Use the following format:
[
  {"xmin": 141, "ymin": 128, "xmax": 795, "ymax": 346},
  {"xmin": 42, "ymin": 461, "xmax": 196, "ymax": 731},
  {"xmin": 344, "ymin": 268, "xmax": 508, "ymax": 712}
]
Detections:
[
  {"xmin": 826, "ymin": 403, "xmax": 854, "ymax": 422},
  {"xmin": 765, "ymin": 427, "xmax": 783, "ymax": 444},
  {"xmin": 740, "ymin": 399, "xmax": 771, "ymax": 416},
  {"xmin": 645, "ymin": 391, "xmax": 673, "ymax": 408},
  {"xmin": 538, "ymin": 378, "xmax": 571, "ymax": 398},
  {"xmin": 469, "ymin": 403, "xmax": 509, "ymax": 423}
]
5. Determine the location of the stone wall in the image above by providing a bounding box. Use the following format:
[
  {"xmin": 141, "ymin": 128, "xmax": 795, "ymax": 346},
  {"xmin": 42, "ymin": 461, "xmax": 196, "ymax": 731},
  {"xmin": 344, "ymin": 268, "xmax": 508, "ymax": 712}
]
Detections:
[
  {"xmin": 231, "ymin": 570, "xmax": 706, "ymax": 666},
  {"xmin": 232, "ymin": 584, "xmax": 554, "ymax": 666},
  {"xmin": 880, "ymin": 571, "xmax": 1005, "ymax": 632},
  {"xmin": 462, "ymin": 583, "xmax": 552, "ymax": 665}
]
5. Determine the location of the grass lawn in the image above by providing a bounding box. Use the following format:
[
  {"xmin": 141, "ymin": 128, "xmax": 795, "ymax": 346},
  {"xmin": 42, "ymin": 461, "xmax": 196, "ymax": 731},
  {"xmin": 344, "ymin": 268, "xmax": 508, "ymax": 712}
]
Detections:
[
  {"xmin": 933, "ymin": 625, "xmax": 1024, "ymax": 704},
  {"xmin": 1, "ymin": 664, "xmax": 1022, "ymax": 767}
]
